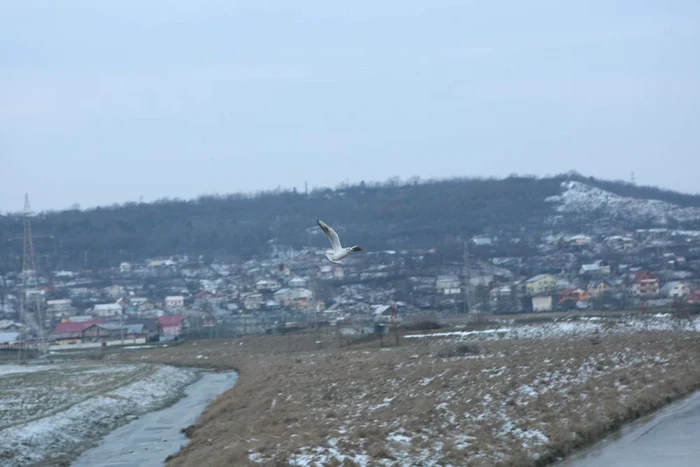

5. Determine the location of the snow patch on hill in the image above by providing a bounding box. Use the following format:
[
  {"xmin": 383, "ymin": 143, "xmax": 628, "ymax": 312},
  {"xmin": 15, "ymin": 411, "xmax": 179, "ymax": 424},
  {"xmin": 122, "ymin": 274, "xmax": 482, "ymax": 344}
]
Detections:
[{"xmin": 545, "ymin": 181, "xmax": 700, "ymax": 224}]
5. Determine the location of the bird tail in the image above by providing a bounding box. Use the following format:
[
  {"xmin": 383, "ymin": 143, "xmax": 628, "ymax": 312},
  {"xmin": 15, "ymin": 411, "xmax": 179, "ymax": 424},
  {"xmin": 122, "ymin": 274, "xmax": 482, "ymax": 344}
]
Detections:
[{"xmin": 351, "ymin": 245, "xmax": 363, "ymax": 252}]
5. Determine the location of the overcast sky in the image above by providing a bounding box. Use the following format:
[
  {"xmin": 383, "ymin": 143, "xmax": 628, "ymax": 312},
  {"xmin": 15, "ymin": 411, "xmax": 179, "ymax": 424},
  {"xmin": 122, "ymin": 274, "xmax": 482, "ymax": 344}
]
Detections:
[{"xmin": 2, "ymin": 0, "xmax": 699, "ymax": 213}]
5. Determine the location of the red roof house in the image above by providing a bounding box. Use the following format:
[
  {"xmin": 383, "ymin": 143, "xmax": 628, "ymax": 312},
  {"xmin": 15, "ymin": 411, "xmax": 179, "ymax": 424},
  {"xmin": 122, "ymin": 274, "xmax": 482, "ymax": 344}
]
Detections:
[
  {"xmin": 53, "ymin": 320, "xmax": 104, "ymax": 334},
  {"xmin": 157, "ymin": 315, "xmax": 185, "ymax": 336}
]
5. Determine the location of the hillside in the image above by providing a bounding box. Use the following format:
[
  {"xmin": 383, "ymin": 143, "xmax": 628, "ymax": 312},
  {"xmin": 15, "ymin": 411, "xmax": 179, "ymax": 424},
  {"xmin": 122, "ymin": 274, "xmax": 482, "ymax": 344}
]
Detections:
[{"xmin": 2, "ymin": 173, "xmax": 700, "ymax": 270}]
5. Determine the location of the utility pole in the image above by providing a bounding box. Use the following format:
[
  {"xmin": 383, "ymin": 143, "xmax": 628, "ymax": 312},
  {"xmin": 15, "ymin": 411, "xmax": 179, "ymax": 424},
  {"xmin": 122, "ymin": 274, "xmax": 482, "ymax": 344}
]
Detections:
[{"xmin": 463, "ymin": 240, "xmax": 472, "ymax": 314}]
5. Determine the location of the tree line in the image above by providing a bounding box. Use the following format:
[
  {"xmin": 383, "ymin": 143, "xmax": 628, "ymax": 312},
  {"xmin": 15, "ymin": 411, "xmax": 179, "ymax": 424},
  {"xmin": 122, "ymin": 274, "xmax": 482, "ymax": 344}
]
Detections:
[{"xmin": 1, "ymin": 173, "xmax": 698, "ymax": 271}]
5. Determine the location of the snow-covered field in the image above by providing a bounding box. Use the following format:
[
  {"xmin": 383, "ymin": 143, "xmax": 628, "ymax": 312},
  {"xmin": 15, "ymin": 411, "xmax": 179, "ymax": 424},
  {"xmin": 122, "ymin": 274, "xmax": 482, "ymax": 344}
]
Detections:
[
  {"xmin": 405, "ymin": 313, "xmax": 699, "ymax": 342},
  {"xmin": 244, "ymin": 314, "xmax": 700, "ymax": 466},
  {"xmin": 0, "ymin": 362, "xmax": 199, "ymax": 467},
  {"xmin": 545, "ymin": 180, "xmax": 700, "ymax": 224},
  {"xmin": 111, "ymin": 314, "xmax": 700, "ymax": 467}
]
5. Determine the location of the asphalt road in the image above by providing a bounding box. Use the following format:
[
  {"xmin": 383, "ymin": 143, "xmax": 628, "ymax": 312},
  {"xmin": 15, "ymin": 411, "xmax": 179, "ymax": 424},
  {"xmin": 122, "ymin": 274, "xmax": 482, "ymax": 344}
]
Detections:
[{"xmin": 559, "ymin": 390, "xmax": 700, "ymax": 467}]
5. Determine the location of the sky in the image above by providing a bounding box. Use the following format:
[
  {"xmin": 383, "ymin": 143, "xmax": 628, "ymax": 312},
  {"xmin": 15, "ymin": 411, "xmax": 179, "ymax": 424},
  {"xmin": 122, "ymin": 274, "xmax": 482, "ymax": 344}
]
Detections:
[{"xmin": 1, "ymin": 0, "xmax": 699, "ymax": 213}]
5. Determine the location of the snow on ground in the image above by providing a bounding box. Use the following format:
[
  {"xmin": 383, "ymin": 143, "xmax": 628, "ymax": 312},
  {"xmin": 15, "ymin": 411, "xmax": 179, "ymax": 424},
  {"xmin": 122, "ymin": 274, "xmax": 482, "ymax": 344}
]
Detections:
[
  {"xmin": 545, "ymin": 180, "xmax": 700, "ymax": 224},
  {"xmin": 0, "ymin": 362, "xmax": 198, "ymax": 467},
  {"xmin": 244, "ymin": 313, "xmax": 700, "ymax": 466},
  {"xmin": 0, "ymin": 364, "xmax": 57, "ymax": 378},
  {"xmin": 404, "ymin": 313, "xmax": 699, "ymax": 342}
]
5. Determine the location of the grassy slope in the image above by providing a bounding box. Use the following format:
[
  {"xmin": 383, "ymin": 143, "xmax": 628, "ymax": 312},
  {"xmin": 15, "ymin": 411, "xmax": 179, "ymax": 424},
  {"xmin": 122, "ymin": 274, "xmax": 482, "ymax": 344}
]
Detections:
[{"xmin": 122, "ymin": 330, "xmax": 700, "ymax": 467}]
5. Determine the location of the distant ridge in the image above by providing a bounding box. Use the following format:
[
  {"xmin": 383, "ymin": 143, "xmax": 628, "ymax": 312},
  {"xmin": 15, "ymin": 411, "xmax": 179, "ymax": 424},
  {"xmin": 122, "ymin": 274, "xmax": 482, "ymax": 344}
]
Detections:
[{"xmin": 1, "ymin": 172, "xmax": 699, "ymax": 269}]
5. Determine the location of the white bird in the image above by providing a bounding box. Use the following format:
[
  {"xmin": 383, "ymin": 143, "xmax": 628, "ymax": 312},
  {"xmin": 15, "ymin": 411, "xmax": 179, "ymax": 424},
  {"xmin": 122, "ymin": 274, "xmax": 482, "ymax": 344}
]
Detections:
[{"xmin": 317, "ymin": 219, "xmax": 363, "ymax": 264}]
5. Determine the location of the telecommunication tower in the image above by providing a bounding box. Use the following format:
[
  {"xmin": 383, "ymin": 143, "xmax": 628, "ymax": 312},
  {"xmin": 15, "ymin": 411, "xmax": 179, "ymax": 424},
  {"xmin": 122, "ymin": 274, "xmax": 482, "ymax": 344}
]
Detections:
[{"xmin": 18, "ymin": 194, "xmax": 47, "ymax": 359}]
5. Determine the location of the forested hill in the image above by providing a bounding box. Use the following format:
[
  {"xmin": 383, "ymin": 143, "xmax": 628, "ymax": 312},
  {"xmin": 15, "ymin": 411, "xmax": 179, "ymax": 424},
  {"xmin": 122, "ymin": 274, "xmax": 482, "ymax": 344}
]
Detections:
[{"xmin": 2, "ymin": 172, "xmax": 700, "ymax": 270}]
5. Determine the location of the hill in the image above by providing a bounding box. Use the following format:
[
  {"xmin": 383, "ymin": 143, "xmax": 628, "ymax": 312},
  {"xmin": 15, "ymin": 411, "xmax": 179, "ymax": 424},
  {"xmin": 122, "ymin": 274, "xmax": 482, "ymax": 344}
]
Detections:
[{"xmin": 2, "ymin": 172, "xmax": 700, "ymax": 270}]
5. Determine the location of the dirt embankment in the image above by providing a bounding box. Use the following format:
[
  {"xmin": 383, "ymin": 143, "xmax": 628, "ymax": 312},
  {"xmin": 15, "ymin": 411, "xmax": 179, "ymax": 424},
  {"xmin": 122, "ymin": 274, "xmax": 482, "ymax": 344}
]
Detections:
[{"xmin": 122, "ymin": 330, "xmax": 700, "ymax": 467}]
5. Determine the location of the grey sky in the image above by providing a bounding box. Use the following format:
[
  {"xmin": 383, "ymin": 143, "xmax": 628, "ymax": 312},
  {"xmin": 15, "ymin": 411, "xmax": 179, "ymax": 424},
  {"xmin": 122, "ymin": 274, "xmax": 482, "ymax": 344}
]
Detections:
[{"xmin": 2, "ymin": 0, "xmax": 699, "ymax": 213}]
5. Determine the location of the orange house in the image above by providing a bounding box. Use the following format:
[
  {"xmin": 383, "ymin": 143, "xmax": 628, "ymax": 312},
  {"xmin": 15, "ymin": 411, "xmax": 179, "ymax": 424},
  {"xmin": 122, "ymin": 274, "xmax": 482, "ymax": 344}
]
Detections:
[{"xmin": 558, "ymin": 288, "xmax": 590, "ymax": 304}]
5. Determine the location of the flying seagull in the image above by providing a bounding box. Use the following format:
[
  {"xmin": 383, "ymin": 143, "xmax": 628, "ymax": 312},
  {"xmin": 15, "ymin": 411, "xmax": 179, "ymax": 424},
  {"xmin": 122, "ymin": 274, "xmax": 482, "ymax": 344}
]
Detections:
[{"xmin": 317, "ymin": 219, "xmax": 363, "ymax": 264}]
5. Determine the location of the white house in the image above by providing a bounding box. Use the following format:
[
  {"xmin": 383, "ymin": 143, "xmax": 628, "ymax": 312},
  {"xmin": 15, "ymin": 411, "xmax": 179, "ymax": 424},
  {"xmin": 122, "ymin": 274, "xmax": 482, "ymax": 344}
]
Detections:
[
  {"xmin": 255, "ymin": 279, "xmax": 281, "ymax": 292},
  {"xmin": 659, "ymin": 281, "xmax": 690, "ymax": 299},
  {"xmin": 436, "ymin": 275, "xmax": 461, "ymax": 295},
  {"xmin": 579, "ymin": 260, "xmax": 611, "ymax": 276},
  {"xmin": 289, "ymin": 277, "xmax": 308, "ymax": 288},
  {"xmin": 372, "ymin": 305, "xmax": 397, "ymax": 324},
  {"xmin": 164, "ymin": 295, "xmax": 185, "ymax": 308},
  {"xmin": 532, "ymin": 296, "xmax": 553, "ymax": 312},
  {"xmin": 93, "ymin": 303, "xmax": 123, "ymax": 317}
]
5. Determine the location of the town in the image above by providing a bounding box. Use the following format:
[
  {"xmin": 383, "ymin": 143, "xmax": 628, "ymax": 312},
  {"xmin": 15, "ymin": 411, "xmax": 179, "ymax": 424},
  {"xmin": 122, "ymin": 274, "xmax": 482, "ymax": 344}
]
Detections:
[{"xmin": 2, "ymin": 223, "xmax": 700, "ymax": 353}]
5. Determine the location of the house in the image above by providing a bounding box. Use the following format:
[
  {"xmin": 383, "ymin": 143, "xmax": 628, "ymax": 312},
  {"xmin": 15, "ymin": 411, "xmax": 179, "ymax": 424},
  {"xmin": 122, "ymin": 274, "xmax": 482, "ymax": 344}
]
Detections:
[
  {"xmin": 128, "ymin": 297, "xmax": 154, "ymax": 312},
  {"xmin": 471, "ymin": 236, "xmax": 493, "ymax": 247},
  {"xmin": 579, "ymin": 261, "xmax": 611, "ymax": 276},
  {"xmin": 273, "ymin": 287, "xmax": 313, "ymax": 308},
  {"xmin": 103, "ymin": 285, "xmax": 125, "ymax": 300},
  {"xmin": 69, "ymin": 287, "xmax": 92, "ymax": 299},
  {"xmin": 605, "ymin": 236, "xmax": 634, "ymax": 250},
  {"xmin": 688, "ymin": 290, "xmax": 700, "ymax": 304},
  {"xmin": 490, "ymin": 286, "xmax": 512, "ymax": 300},
  {"xmin": 630, "ymin": 271, "xmax": 660, "ymax": 296},
  {"xmin": 532, "ymin": 296, "xmax": 553, "ymax": 312},
  {"xmin": 0, "ymin": 320, "xmax": 25, "ymax": 332},
  {"xmin": 46, "ymin": 298, "xmax": 73, "ymax": 312},
  {"xmin": 123, "ymin": 324, "xmax": 147, "ymax": 339},
  {"xmin": 558, "ymin": 288, "xmax": 589, "ymax": 304},
  {"xmin": 436, "ymin": 275, "xmax": 461, "ymax": 295},
  {"xmin": 587, "ymin": 280, "xmax": 616, "ymax": 298},
  {"xmin": 289, "ymin": 277, "xmax": 308, "ymax": 288},
  {"xmin": 157, "ymin": 315, "xmax": 185, "ymax": 337},
  {"xmin": 568, "ymin": 234, "xmax": 591, "ymax": 245},
  {"xmin": 52, "ymin": 320, "xmax": 105, "ymax": 344},
  {"xmin": 93, "ymin": 303, "xmax": 123, "ymax": 317},
  {"xmin": 372, "ymin": 304, "xmax": 397, "ymax": 324},
  {"xmin": 125, "ymin": 318, "xmax": 160, "ymax": 340},
  {"xmin": 0, "ymin": 332, "xmax": 20, "ymax": 346},
  {"xmin": 243, "ymin": 293, "xmax": 264, "ymax": 311},
  {"xmin": 81, "ymin": 323, "xmax": 121, "ymax": 342},
  {"xmin": 164, "ymin": 295, "xmax": 185, "ymax": 308},
  {"xmin": 525, "ymin": 274, "xmax": 557, "ymax": 296},
  {"xmin": 119, "ymin": 262, "xmax": 132, "ymax": 273},
  {"xmin": 255, "ymin": 279, "xmax": 281, "ymax": 293},
  {"xmin": 469, "ymin": 274, "xmax": 494, "ymax": 287},
  {"xmin": 659, "ymin": 281, "xmax": 690, "ymax": 299}
]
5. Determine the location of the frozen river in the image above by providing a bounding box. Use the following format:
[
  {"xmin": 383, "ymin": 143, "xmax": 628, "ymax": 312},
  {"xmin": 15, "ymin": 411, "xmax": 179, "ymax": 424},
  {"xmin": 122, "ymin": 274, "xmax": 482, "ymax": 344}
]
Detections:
[
  {"xmin": 72, "ymin": 370, "xmax": 238, "ymax": 467},
  {"xmin": 560, "ymin": 390, "xmax": 700, "ymax": 467}
]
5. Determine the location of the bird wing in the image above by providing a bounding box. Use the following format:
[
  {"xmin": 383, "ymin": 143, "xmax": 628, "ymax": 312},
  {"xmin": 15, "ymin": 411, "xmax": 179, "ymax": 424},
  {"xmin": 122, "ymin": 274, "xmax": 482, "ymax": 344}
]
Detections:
[{"xmin": 317, "ymin": 219, "xmax": 342, "ymax": 252}]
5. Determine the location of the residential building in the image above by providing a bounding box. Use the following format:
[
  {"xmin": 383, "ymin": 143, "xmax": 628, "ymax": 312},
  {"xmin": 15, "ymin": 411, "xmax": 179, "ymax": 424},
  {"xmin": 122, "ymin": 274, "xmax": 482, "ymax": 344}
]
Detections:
[
  {"xmin": 532, "ymin": 296, "xmax": 553, "ymax": 312},
  {"xmin": 558, "ymin": 288, "xmax": 589, "ymax": 304},
  {"xmin": 587, "ymin": 280, "xmax": 615, "ymax": 298},
  {"xmin": 436, "ymin": 275, "xmax": 461, "ymax": 295},
  {"xmin": 255, "ymin": 279, "xmax": 281, "ymax": 292},
  {"xmin": 93, "ymin": 303, "xmax": 123, "ymax": 317},
  {"xmin": 630, "ymin": 271, "xmax": 660, "ymax": 296},
  {"xmin": 659, "ymin": 281, "xmax": 690, "ymax": 299},
  {"xmin": 289, "ymin": 277, "xmax": 308, "ymax": 288},
  {"xmin": 164, "ymin": 295, "xmax": 185, "ymax": 308},
  {"xmin": 158, "ymin": 315, "xmax": 185, "ymax": 337},
  {"xmin": 525, "ymin": 274, "xmax": 557, "ymax": 296}
]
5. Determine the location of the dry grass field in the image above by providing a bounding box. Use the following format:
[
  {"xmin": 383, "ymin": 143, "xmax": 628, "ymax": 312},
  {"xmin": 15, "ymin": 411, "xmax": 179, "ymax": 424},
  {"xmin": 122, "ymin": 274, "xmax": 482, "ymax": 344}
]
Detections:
[{"xmin": 121, "ymin": 317, "xmax": 700, "ymax": 467}]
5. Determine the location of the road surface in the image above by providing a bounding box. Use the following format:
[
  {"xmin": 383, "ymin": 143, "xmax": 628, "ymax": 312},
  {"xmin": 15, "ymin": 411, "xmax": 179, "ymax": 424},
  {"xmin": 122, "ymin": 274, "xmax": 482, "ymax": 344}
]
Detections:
[{"xmin": 560, "ymin": 390, "xmax": 700, "ymax": 467}]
